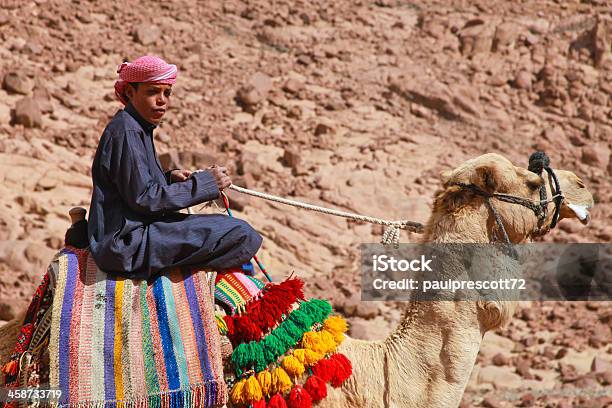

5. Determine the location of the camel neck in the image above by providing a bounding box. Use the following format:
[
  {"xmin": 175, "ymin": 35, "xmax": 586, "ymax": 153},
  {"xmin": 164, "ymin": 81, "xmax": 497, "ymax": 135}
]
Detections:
[
  {"xmin": 422, "ymin": 202, "xmax": 492, "ymax": 243},
  {"xmin": 382, "ymin": 301, "xmax": 483, "ymax": 405}
]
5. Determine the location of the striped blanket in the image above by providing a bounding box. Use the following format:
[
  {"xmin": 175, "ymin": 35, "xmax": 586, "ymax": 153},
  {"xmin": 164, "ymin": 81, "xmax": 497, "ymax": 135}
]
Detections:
[{"xmin": 48, "ymin": 247, "xmax": 227, "ymax": 407}]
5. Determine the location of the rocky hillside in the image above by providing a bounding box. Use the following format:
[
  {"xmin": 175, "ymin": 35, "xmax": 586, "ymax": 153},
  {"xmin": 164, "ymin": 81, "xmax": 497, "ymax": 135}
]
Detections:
[{"xmin": 0, "ymin": 1, "xmax": 610, "ymax": 406}]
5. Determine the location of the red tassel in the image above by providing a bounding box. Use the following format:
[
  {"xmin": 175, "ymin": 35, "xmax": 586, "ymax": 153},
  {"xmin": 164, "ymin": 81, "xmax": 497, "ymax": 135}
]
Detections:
[
  {"xmin": 232, "ymin": 315, "xmax": 263, "ymax": 344},
  {"xmin": 223, "ymin": 315, "xmax": 235, "ymax": 336},
  {"xmin": 330, "ymin": 353, "xmax": 352, "ymax": 378},
  {"xmin": 312, "ymin": 358, "xmax": 336, "ymax": 382},
  {"xmin": 304, "ymin": 375, "xmax": 327, "ymax": 402},
  {"xmin": 328, "ymin": 353, "xmax": 352, "ymax": 387},
  {"xmin": 253, "ymin": 398, "xmax": 267, "ymax": 408},
  {"xmin": 227, "ymin": 278, "xmax": 305, "ymax": 344},
  {"xmin": 268, "ymin": 393, "xmax": 288, "ymax": 408},
  {"xmin": 287, "ymin": 385, "xmax": 312, "ymax": 408}
]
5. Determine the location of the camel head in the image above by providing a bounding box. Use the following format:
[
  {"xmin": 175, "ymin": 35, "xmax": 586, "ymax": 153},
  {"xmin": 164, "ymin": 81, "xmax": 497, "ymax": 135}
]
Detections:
[
  {"xmin": 433, "ymin": 153, "xmax": 594, "ymax": 243},
  {"xmin": 424, "ymin": 153, "xmax": 594, "ymax": 332}
]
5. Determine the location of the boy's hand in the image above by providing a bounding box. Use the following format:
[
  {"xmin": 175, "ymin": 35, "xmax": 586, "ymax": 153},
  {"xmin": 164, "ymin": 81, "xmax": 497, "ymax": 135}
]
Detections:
[
  {"xmin": 208, "ymin": 164, "xmax": 232, "ymax": 191},
  {"xmin": 170, "ymin": 169, "xmax": 193, "ymax": 182}
]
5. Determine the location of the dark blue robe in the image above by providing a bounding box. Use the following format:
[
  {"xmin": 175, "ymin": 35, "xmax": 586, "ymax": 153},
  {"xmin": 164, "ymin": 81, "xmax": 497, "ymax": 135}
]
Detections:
[{"xmin": 87, "ymin": 103, "xmax": 262, "ymax": 280}]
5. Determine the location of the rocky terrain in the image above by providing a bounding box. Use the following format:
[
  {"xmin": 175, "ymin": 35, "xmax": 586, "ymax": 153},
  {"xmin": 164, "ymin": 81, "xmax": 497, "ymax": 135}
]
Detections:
[{"xmin": 0, "ymin": 0, "xmax": 610, "ymax": 406}]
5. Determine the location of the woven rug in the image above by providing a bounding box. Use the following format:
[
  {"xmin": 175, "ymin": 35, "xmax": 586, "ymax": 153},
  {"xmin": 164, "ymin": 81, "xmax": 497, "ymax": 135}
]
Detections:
[{"xmin": 48, "ymin": 247, "xmax": 227, "ymax": 407}]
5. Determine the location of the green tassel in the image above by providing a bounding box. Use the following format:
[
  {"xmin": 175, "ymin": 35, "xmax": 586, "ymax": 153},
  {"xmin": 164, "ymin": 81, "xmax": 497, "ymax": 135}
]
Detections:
[
  {"xmin": 283, "ymin": 319, "xmax": 304, "ymax": 342},
  {"xmin": 288, "ymin": 308, "xmax": 312, "ymax": 332},
  {"xmin": 262, "ymin": 336, "xmax": 278, "ymax": 362},
  {"xmin": 311, "ymin": 299, "xmax": 333, "ymax": 317},
  {"xmin": 230, "ymin": 298, "xmax": 336, "ymax": 376},
  {"xmin": 251, "ymin": 341, "xmax": 267, "ymax": 372},
  {"xmin": 267, "ymin": 332, "xmax": 286, "ymax": 359},
  {"xmin": 232, "ymin": 342, "xmax": 251, "ymax": 376},
  {"xmin": 275, "ymin": 325, "xmax": 296, "ymax": 349}
]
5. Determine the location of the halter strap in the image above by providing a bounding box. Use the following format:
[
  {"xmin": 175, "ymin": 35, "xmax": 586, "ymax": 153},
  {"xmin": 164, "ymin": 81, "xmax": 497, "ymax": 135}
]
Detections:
[{"xmin": 449, "ymin": 155, "xmax": 564, "ymax": 255}]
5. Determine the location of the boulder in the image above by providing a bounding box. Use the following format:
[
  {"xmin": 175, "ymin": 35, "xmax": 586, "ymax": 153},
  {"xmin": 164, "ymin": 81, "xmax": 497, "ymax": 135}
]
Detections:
[
  {"xmin": 236, "ymin": 72, "xmax": 274, "ymax": 112},
  {"xmin": 514, "ymin": 70, "xmax": 532, "ymax": 90},
  {"xmin": 13, "ymin": 97, "xmax": 42, "ymax": 128},
  {"xmin": 458, "ymin": 20, "xmax": 495, "ymax": 56},
  {"xmin": 477, "ymin": 365, "xmax": 523, "ymax": 389},
  {"xmin": 3, "ymin": 71, "xmax": 33, "ymax": 95},
  {"xmin": 134, "ymin": 24, "xmax": 161, "ymax": 45}
]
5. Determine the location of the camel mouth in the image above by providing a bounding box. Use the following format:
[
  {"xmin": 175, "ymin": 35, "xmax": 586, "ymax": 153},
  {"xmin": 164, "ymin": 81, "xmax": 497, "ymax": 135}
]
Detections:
[{"xmin": 568, "ymin": 203, "xmax": 590, "ymax": 225}]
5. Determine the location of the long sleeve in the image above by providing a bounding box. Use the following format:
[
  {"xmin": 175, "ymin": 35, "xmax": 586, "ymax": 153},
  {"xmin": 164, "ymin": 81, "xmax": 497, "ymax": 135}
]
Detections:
[{"xmin": 103, "ymin": 130, "xmax": 220, "ymax": 216}]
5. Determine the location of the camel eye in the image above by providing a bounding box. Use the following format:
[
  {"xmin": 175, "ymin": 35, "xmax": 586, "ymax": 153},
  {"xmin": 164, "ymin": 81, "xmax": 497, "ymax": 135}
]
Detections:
[
  {"xmin": 527, "ymin": 178, "xmax": 543, "ymax": 191},
  {"xmin": 576, "ymin": 179, "xmax": 585, "ymax": 188}
]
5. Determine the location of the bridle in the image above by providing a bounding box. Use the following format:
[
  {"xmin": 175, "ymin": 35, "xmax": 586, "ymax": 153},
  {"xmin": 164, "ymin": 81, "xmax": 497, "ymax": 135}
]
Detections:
[{"xmin": 451, "ymin": 152, "xmax": 564, "ymax": 249}]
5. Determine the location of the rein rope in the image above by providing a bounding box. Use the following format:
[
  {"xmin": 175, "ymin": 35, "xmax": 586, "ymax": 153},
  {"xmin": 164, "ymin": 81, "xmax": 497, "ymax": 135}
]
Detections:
[
  {"xmin": 226, "ymin": 184, "xmax": 424, "ymax": 247},
  {"xmin": 191, "ymin": 151, "xmax": 560, "ymax": 265}
]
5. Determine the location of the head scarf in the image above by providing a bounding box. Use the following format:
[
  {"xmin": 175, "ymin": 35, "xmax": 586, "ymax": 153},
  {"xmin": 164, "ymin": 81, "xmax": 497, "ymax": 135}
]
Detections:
[{"xmin": 114, "ymin": 55, "xmax": 178, "ymax": 105}]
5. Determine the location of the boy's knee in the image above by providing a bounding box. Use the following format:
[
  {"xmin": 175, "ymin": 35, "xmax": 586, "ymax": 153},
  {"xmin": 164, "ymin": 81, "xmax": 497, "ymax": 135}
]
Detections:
[{"xmin": 235, "ymin": 220, "xmax": 263, "ymax": 255}]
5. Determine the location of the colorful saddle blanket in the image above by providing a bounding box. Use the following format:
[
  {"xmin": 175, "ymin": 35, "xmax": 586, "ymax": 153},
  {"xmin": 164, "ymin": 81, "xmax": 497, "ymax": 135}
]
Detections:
[{"xmin": 47, "ymin": 247, "xmax": 227, "ymax": 407}]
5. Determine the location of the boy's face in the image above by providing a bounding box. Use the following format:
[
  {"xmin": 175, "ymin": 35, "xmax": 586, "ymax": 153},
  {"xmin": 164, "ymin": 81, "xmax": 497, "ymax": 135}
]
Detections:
[{"xmin": 126, "ymin": 83, "xmax": 172, "ymax": 125}]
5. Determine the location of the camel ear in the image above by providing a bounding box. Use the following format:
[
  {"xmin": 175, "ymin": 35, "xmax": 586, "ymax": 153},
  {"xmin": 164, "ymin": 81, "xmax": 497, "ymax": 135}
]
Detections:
[
  {"xmin": 441, "ymin": 162, "xmax": 501, "ymax": 192},
  {"xmin": 473, "ymin": 164, "xmax": 499, "ymax": 193},
  {"xmin": 440, "ymin": 170, "xmax": 453, "ymax": 185}
]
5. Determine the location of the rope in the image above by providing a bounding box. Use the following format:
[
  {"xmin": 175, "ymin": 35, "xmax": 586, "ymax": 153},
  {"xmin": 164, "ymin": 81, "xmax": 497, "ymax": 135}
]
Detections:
[{"xmin": 226, "ymin": 184, "xmax": 424, "ymax": 248}]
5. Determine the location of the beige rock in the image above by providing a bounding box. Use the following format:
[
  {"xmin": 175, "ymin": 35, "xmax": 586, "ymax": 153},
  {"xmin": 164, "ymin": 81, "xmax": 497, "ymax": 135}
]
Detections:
[
  {"xmin": 236, "ymin": 72, "xmax": 274, "ymax": 111},
  {"xmin": 283, "ymin": 78, "xmax": 304, "ymax": 94},
  {"xmin": 591, "ymin": 356, "xmax": 612, "ymax": 373},
  {"xmin": 347, "ymin": 316, "xmax": 390, "ymax": 341},
  {"xmin": 493, "ymin": 21, "xmax": 519, "ymax": 51},
  {"xmin": 459, "ymin": 20, "xmax": 495, "ymax": 56},
  {"xmin": 13, "ymin": 97, "xmax": 42, "ymax": 128},
  {"xmin": 134, "ymin": 24, "xmax": 161, "ymax": 45},
  {"xmin": 479, "ymin": 332, "xmax": 516, "ymax": 360},
  {"xmin": 3, "ymin": 72, "xmax": 33, "ymax": 95},
  {"xmin": 514, "ymin": 70, "xmax": 532, "ymax": 90},
  {"xmin": 33, "ymin": 85, "xmax": 54, "ymax": 114},
  {"xmin": 592, "ymin": 15, "xmax": 610, "ymax": 67},
  {"xmin": 477, "ymin": 365, "xmax": 523, "ymax": 389},
  {"xmin": 581, "ymin": 146, "xmax": 603, "ymax": 166}
]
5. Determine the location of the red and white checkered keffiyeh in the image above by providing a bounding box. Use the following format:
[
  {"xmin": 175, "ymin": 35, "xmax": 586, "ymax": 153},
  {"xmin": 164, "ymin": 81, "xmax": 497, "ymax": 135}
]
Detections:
[{"xmin": 114, "ymin": 55, "xmax": 178, "ymax": 105}]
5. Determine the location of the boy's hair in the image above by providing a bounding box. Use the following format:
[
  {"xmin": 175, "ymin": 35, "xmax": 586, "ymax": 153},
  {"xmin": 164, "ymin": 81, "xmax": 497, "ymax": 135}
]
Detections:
[{"xmin": 125, "ymin": 83, "xmax": 139, "ymax": 101}]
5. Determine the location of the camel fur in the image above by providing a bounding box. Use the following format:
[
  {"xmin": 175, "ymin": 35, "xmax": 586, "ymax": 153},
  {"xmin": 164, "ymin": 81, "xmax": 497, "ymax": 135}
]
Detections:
[{"xmin": 0, "ymin": 153, "xmax": 594, "ymax": 408}]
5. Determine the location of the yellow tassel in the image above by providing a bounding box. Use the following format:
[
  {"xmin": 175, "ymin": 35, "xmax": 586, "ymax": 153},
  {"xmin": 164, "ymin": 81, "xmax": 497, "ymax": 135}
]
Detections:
[
  {"xmin": 272, "ymin": 367, "xmax": 293, "ymax": 394},
  {"xmin": 302, "ymin": 331, "xmax": 324, "ymax": 353},
  {"xmin": 330, "ymin": 330, "xmax": 346, "ymax": 345},
  {"xmin": 215, "ymin": 314, "xmax": 228, "ymax": 335},
  {"xmin": 282, "ymin": 355, "xmax": 305, "ymax": 377},
  {"xmin": 323, "ymin": 316, "xmax": 348, "ymax": 335},
  {"xmin": 320, "ymin": 329, "xmax": 338, "ymax": 353},
  {"xmin": 230, "ymin": 379, "xmax": 246, "ymax": 405},
  {"xmin": 244, "ymin": 375, "xmax": 263, "ymax": 403},
  {"xmin": 292, "ymin": 348, "xmax": 307, "ymax": 365},
  {"xmin": 324, "ymin": 316, "xmax": 348, "ymax": 343},
  {"xmin": 257, "ymin": 370, "xmax": 273, "ymax": 397},
  {"xmin": 303, "ymin": 348, "xmax": 324, "ymax": 366}
]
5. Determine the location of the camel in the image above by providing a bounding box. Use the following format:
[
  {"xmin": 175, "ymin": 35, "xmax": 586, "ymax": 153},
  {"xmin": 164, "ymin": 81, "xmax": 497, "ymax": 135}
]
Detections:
[
  {"xmin": 321, "ymin": 153, "xmax": 593, "ymax": 408},
  {"xmin": 0, "ymin": 153, "xmax": 594, "ymax": 408}
]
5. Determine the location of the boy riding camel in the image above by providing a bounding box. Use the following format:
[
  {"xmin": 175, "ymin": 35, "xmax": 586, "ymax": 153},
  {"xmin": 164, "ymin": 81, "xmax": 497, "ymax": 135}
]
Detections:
[{"xmin": 88, "ymin": 55, "xmax": 262, "ymax": 279}]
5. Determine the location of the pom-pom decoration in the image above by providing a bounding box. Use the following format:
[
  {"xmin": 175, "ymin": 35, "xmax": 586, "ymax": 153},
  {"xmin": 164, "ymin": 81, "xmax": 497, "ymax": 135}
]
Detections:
[
  {"xmin": 220, "ymin": 276, "xmax": 352, "ymax": 407},
  {"xmin": 304, "ymin": 375, "xmax": 327, "ymax": 402},
  {"xmin": 287, "ymin": 385, "xmax": 312, "ymax": 408}
]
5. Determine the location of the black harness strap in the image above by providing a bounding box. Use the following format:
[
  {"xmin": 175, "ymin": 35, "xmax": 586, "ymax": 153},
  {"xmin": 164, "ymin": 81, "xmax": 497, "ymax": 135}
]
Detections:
[{"xmin": 450, "ymin": 152, "xmax": 564, "ymax": 255}]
